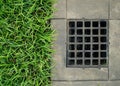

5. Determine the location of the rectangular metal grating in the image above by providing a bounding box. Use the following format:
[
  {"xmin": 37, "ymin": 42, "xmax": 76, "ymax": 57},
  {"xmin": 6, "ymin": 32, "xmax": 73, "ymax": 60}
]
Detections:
[{"xmin": 66, "ymin": 19, "xmax": 109, "ymax": 68}]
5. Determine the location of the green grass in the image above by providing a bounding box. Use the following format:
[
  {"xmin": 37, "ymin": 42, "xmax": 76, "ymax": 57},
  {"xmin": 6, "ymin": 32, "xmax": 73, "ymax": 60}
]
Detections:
[{"xmin": 0, "ymin": 0, "xmax": 55, "ymax": 86}]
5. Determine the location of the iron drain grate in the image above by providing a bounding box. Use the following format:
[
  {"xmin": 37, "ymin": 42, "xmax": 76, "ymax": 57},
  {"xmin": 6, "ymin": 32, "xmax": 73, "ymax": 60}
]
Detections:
[{"xmin": 66, "ymin": 19, "xmax": 109, "ymax": 68}]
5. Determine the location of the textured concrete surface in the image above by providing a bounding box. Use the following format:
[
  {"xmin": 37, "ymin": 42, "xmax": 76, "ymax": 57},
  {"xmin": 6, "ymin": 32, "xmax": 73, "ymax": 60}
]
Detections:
[
  {"xmin": 109, "ymin": 20, "xmax": 120, "ymax": 80},
  {"xmin": 53, "ymin": 81, "xmax": 120, "ymax": 86},
  {"xmin": 67, "ymin": 0, "xmax": 109, "ymax": 19},
  {"xmin": 53, "ymin": 0, "xmax": 66, "ymax": 18},
  {"xmin": 110, "ymin": 0, "xmax": 120, "ymax": 19}
]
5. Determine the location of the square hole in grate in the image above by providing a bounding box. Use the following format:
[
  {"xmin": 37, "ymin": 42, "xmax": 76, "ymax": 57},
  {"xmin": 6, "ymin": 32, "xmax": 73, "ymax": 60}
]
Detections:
[
  {"xmin": 77, "ymin": 37, "xmax": 83, "ymax": 42},
  {"xmin": 100, "ymin": 59, "xmax": 107, "ymax": 65},
  {"xmin": 69, "ymin": 21, "xmax": 75, "ymax": 27},
  {"xmin": 93, "ymin": 37, "xmax": 99, "ymax": 42},
  {"xmin": 85, "ymin": 60, "xmax": 91, "ymax": 65},
  {"xmin": 85, "ymin": 21, "xmax": 91, "ymax": 27},
  {"xmin": 93, "ymin": 60, "xmax": 98, "ymax": 65},
  {"xmin": 85, "ymin": 52, "xmax": 91, "ymax": 58},
  {"xmin": 69, "ymin": 29, "xmax": 75, "ymax": 35},
  {"xmin": 68, "ymin": 60, "xmax": 75, "ymax": 65},
  {"xmin": 77, "ymin": 29, "xmax": 83, "ymax": 35},
  {"xmin": 101, "ymin": 44, "xmax": 107, "ymax": 50},
  {"xmin": 101, "ymin": 29, "xmax": 107, "ymax": 35},
  {"xmin": 69, "ymin": 37, "xmax": 75, "ymax": 42},
  {"xmin": 85, "ymin": 37, "xmax": 91, "ymax": 42},
  {"xmin": 69, "ymin": 44, "xmax": 75, "ymax": 50},
  {"xmin": 93, "ymin": 52, "xmax": 99, "ymax": 58},
  {"xmin": 93, "ymin": 44, "xmax": 99, "ymax": 50},
  {"xmin": 67, "ymin": 20, "xmax": 108, "ymax": 68},
  {"xmin": 77, "ymin": 52, "xmax": 83, "ymax": 58},
  {"xmin": 85, "ymin": 44, "xmax": 91, "ymax": 50},
  {"xmin": 85, "ymin": 29, "xmax": 91, "ymax": 35},
  {"xmin": 92, "ymin": 21, "xmax": 99, "ymax": 27},
  {"xmin": 77, "ymin": 44, "xmax": 83, "ymax": 50},
  {"xmin": 69, "ymin": 52, "xmax": 75, "ymax": 58},
  {"xmin": 77, "ymin": 60, "xmax": 83, "ymax": 65},
  {"xmin": 100, "ymin": 37, "xmax": 107, "ymax": 42},
  {"xmin": 101, "ymin": 52, "xmax": 107, "ymax": 58},
  {"xmin": 100, "ymin": 21, "xmax": 106, "ymax": 27},
  {"xmin": 93, "ymin": 29, "xmax": 99, "ymax": 35},
  {"xmin": 77, "ymin": 21, "xmax": 83, "ymax": 27}
]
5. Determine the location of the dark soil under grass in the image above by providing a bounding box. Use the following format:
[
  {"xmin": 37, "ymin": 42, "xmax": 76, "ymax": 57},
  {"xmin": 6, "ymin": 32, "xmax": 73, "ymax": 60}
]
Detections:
[{"xmin": 0, "ymin": 0, "xmax": 55, "ymax": 86}]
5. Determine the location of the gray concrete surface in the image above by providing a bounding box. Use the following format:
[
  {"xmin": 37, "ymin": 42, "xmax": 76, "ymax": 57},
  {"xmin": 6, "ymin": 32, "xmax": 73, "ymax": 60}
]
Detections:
[
  {"xmin": 67, "ymin": 0, "xmax": 109, "ymax": 19},
  {"xmin": 110, "ymin": 0, "xmax": 120, "ymax": 19},
  {"xmin": 52, "ymin": 0, "xmax": 120, "ymax": 86},
  {"xmin": 53, "ymin": 81, "xmax": 120, "ymax": 86},
  {"xmin": 53, "ymin": 0, "xmax": 66, "ymax": 18},
  {"xmin": 109, "ymin": 20, "xmax": 120, "ymax": 80}
]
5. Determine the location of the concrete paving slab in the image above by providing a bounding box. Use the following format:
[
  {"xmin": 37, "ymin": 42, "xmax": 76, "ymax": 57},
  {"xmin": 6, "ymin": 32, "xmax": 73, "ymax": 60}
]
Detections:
[
  {"xmin": 51, "ymin": 19, "xmax": 108, "ymax": 81},
  {"xmin": 109, "ymin": 20, "xmax": 120, "ymax": 80},
  {"xmin": 110, "ymin": 0, "xmax": 120, "ymax": 19},
  {"xmin": 67, "ymin": 0, "xmax": 109, "ymax": 19},
  {"xmin": 53, "ymin": 81, "xmax": 120, "ymax": 86},
  {"xmin": 52, "ymin": 0, "xmax": 120, "ymax": 85},
  {"xmin": 54, "ymin": 0, "xmax": 66, "ymax": 18}
]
